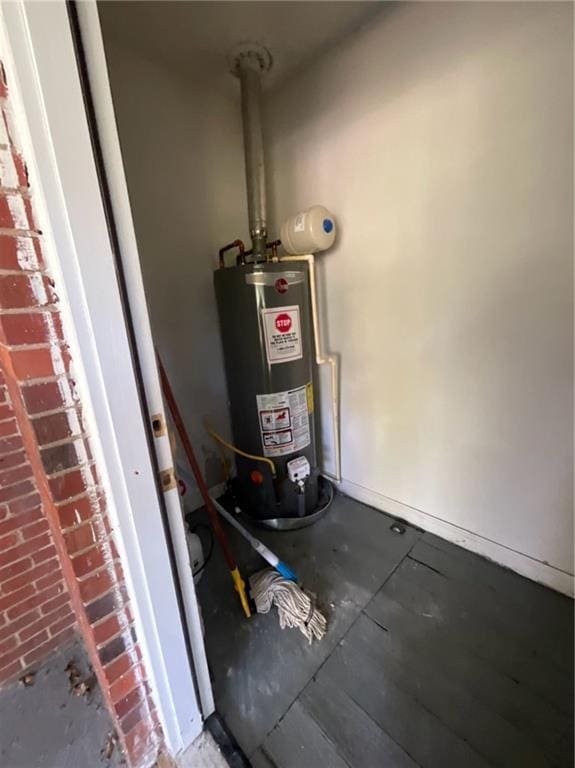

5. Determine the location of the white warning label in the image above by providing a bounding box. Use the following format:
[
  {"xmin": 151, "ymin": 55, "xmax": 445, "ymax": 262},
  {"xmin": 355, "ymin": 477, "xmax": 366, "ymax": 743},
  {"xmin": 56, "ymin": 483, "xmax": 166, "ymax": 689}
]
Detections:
[
  {"xmin": 257, "ymin": 385, "xmax": 311, "ymax": 457},
  {"xmin": 261, "ymin": 305, "xmax": 302, "ymax": 365}
]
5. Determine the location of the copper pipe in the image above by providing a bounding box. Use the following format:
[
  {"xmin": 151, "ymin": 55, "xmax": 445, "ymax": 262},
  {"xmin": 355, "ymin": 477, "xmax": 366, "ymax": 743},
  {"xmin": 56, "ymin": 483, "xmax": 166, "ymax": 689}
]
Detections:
[
  {"xmin": 219, "ymin": 239, "xmax": 245, "ymax": 268},
  {"xmin": 267, "ymin": 239, "xmax": 281, "ymax": 261}
]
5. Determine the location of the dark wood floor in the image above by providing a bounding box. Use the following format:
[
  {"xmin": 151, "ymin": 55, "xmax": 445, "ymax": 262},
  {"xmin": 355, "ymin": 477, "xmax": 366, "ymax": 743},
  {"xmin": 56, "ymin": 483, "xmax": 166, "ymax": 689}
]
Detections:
[{"xmin": 195, "ymin": 494, "xmax": 574, "ymax": 768}]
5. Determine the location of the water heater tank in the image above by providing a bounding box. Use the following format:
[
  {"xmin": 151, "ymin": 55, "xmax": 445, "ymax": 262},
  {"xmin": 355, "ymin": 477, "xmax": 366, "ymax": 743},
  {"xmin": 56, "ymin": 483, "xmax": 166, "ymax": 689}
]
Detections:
[{"xmin": 214, "ymin": 261, "xmax": 328, "ymax": 527}]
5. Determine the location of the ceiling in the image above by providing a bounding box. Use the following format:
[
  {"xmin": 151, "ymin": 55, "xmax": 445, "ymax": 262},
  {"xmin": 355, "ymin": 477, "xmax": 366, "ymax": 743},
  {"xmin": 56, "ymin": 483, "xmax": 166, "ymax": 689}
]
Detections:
[{"xmin": 98, "ymin": 1, "xmax": 382, "ymax": 91}]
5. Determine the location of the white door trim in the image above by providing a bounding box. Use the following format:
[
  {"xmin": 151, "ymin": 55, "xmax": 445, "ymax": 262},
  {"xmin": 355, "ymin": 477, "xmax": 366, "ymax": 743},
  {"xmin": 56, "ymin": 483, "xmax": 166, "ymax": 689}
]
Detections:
[
  {"xmin": 1, "ymin": 0, "xmax": 210, "ymax": 753},
  {"xmin": 72, "ymin": 0, "xmax": 214, "ymax": 720}
]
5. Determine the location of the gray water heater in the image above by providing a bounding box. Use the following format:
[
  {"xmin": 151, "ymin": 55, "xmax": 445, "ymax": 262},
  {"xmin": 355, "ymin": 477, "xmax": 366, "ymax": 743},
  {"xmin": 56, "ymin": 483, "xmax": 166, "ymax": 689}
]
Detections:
[
  {"xmin": 214, "ymin": 261, "xmax": 322, "ymax": 526},
  {"xmin": 213, "ymin": 45, "xmax": 337, "ymax": 526}
]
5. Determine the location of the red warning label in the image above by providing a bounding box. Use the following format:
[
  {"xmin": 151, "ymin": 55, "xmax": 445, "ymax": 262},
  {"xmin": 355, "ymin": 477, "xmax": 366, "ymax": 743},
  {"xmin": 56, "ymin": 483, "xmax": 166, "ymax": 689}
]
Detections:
[
  {"xmin": 256, "ymin": 385, "xmax": 311, "ymax": 457},
  {"xmin": 260, "ymin": 407, "xmax": 291, "ymax": 431},
  {"xmin": 262, "ymin": 305, "xmax": 302, "ymax": 365},
  {"xmin": 275, "ymin": 313, "xmax": 292, "ymax": 333}
]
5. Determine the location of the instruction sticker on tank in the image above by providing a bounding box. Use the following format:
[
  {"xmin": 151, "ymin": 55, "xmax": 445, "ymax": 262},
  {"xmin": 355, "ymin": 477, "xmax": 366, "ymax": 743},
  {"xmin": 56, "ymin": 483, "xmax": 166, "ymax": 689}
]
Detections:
[
  {"xmin": 257, "ymin": 385, "xmax": 311, "ymax": 457},
  {"xmin": 261, "ymin": 305, "xmax": 302, "ymax": 365}
]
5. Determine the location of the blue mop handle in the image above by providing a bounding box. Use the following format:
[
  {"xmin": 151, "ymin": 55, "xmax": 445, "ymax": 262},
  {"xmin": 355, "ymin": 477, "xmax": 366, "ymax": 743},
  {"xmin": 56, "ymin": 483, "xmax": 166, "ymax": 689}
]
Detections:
[{"xmin": 210, "ymin": 497, "xmax": 298, "ymax": 581}]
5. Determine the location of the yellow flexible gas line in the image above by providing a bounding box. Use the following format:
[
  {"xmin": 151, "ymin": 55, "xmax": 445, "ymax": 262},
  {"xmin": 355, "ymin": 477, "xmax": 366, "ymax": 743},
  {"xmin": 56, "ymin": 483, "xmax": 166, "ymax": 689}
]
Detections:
[{"xmin": 205, "ymin": 423, "xmax": 277, "ymax": 477}]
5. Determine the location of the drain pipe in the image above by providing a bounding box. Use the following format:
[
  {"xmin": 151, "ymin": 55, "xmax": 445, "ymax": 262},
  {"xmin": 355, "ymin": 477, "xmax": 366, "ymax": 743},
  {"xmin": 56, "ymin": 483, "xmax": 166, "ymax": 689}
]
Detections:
[
  {"xmin": 279, "ymin": 254, "xmax": 341, "ymax": 484},
  {"xmin": 231, "ymin": 45, "xmax": 272, "ymax": 260}
]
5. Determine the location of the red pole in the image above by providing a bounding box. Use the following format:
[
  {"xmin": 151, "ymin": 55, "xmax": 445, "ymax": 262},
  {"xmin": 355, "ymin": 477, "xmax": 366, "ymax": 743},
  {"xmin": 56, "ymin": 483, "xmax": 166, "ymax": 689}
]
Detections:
[{"xmin": 157, "ymin": 354, "xmax": 251, "ymax": 617}]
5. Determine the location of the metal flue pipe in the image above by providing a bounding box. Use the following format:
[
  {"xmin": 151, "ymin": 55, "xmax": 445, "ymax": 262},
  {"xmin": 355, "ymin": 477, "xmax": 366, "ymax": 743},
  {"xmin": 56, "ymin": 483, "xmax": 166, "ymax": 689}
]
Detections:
[{"xmin": 237, "ymin": 51, "xmax": 268, "ymax": 259}]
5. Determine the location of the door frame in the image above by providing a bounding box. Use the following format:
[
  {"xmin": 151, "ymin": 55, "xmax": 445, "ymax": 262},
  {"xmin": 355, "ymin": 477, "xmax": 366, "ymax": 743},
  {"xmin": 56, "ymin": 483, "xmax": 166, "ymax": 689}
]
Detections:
[{"xmin": 1, "ymin": 0, "xmax": 213, "ymax": 754}]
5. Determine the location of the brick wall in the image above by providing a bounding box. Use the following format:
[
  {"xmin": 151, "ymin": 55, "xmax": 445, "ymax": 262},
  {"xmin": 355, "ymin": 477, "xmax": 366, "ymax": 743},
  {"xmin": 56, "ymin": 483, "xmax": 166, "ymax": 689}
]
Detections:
[
  {"xmin": 0, "ymin": 62, "xmax": 162, "ymax": 767},
  {"xmin": 0, "ymin": 365, "xmax": 76, "ymax": 681}
]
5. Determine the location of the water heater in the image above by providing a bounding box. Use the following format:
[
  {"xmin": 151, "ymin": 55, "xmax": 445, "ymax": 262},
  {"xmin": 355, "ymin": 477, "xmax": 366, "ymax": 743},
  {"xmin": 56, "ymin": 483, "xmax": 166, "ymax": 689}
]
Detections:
[
  {"xmin": 215, "ymin": 261, "xmax": 323, "ymax": 525},
  {"xmin": 213, "ymin": 45, "xmax": 338, "ymax": 527}
]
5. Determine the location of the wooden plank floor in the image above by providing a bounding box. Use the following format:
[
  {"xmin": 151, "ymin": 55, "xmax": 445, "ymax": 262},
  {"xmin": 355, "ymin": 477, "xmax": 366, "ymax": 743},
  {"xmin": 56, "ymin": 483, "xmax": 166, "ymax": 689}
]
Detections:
[{"xmin": 195, "ymin": 496, "xmax": 574, "ymax": 768}]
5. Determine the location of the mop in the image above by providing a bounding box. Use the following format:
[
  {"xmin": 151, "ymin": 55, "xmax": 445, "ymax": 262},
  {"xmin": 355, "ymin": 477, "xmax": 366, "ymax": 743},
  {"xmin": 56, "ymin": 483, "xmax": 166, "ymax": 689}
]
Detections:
[{"xmin": 211, "ymin": 496, "xmax": 327, "ymax": 643}]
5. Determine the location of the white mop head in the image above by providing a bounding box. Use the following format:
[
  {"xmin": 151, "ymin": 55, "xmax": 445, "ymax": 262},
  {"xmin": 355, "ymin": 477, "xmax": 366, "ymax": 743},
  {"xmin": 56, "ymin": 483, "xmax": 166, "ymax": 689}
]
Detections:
[{"xmin": 249, "ymin": 568, "xmax": 327, "ymax": 644}]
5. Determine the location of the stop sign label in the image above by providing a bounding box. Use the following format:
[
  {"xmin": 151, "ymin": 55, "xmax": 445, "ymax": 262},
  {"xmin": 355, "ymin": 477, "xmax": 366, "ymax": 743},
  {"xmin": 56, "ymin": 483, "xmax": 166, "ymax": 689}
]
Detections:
[
  {"xmin": 275, "ymin": 313, "xmax": 292, "ymax": 333},
  {"xmin": 262, "ymin": 305, "xmax": 302, "ymax": 364}
]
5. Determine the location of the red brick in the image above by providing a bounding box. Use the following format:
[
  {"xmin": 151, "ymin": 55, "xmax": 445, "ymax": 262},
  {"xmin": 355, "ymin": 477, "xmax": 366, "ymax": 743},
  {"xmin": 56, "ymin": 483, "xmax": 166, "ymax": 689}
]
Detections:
[
  {"xmin": 2, "ymin": 570, "xmax": 34, "ymax": 594},
  {"xmin": 72, "ymin": 546, "xmax": 105, "ymax": 579},
  {"xmin": 0, "ymin": 609, "xmax": 40, "ymax": 643},
  {"xmin": 89, "ymin": 463, "xmax": 100, "ymax": 486},
  {"xmin": 40, "ymin": 592, "xmax": 69, "ymax": 617},
  {"xmin": 41, "ymin": 440, "xmax": 85, "ymax": 476},
  {"xmin": 63, "ymin": 522, "xmax": 96, "ymax": 554},
  {"xmin": 0, "ymin": 434, "xmax": 24, "ymax": 455},
  {"xmin": 22, "ymin": 625, "xmax": 74, "ymax": 667},
  {"xmin": 0, "ymin": 193, "xmax": 32, "ymax": 229},
  {"xmin": 43, "ymin": 602, "xmax": 73, "ymax": 632},
  {"xmin": 109, "ymin": 663, "xmax": 141, "ymax": 703},
  {"xmin": 48, "ymin": 612, "xmax": 75, "ymax": 638},
  {"xmin": 9, "ymin": 492, "xmax": 41, "ymax": 516},
  {"xmin": 0, "ymin": 659, "xmax": 24, "ymax": 685},
  {"xmin": 104, "ymin": 651, "xmax": 132, "ymax": 683},
  {"xmin": 0, "ymin": 556, "xmax": 32, "ymax": 584},
  {"xmin": 0, "ymin": 530, "xmax": 19, "ymax": 551},
  {"xmin": 22, "ymin": 197, "xmax": 38, "ymax": 232},
  {"xmin": 49, "ymin": 468, "xmax": 87, "ymax": 502},
  {"xmin": 32, "ymin": 543, "xmax": 57, "ymax": 565},
  {"xmin": 0, "ymin": 462, "xmax": 32, "ymax": 488},
  {"xmin": 0, "ymin": 234, "xmax": 43, "ymax": 271},
  {"xmin": 21, "ymin": 518, "xmax": 49, "ymax": 541},
  {"xmin": 1, "ymin": 629, "xmax": 49, "ymax": 668},
  {"xmin": 0, "ymin": 274, "xmax": 56, "ymax": 310},
  {"xmin": 2, "ymin": 534, "xmax": 52, "ymax": 567},
  {"xmin": 115, "ymin": 685, "xmax": 143, "ymax": 719},
  {"xmin": 57, "ymin": 494, "xmax": 96, "ymax": 529},
  {"xmin": 0, "ymin": 479, "xmax": 35, "ymax": 504},
  {"xmin": 20, "ymin": 604, "xmax": 72, "ymax": 642},
  {"xmin": 123, "ymin": 713, "xmax": 150, "ymax": 752},
  {"xmin": 2, "ymin": 629, "xmax": 48, "ymax": 668},
  {"xmin": 79, "ymin": 568, "xmax": 113, "ymax": 604},
  {"xmin": 32, "ymin": 409, "xmax": 81, "ymax": 446},
  {"xmin": 2, "ymin": 558, "xmax": 54, "ymax": 594},
  {"xmin": 93, "ymin": 613, "xmax": 122, "ymax": 648},
  {"xmin": 0, "ymin": 583, "xmax": 34, "ymax": 612},
  {"xmin": 21, "ymin": 380, "xmax": 70, "ymax": 415},
  {"xmin": 35, "ymin": 569, "xmax": 63, "ymax": 592},
  {"xmin": 25, "ymin": 557, "xmax": 59, "ymax": 583},
  {"xmin": 85, "ymin": 591, "xmax": 116, "ymax": 624},
  {"xmin": 0, "ymin": 404, "xmax": 14, "ymax": 420},
  {"xmin": 0, "ymin": 635, "xmax": 17, "ymax": 658},
  {"xmin": 7, "ymin": 582, "xmax": 62, "ymax": 620},
  {"xmin": 0, "ymin": 418, "xmax": 17, "ymax": 437},
  {"xmin": 12, "ymin": 152, "xmax": 29, "ymax": 189},
  {"xmin": 0, "ymin": 503, "xmax": 40, "ymax": 538},
  {"xmin": 0, "ymin": 311, "xmax": 63, "ymax": 346},
  {"xmin": 11, "ymin": 345, "xmax": 71, "ymax": 382}
]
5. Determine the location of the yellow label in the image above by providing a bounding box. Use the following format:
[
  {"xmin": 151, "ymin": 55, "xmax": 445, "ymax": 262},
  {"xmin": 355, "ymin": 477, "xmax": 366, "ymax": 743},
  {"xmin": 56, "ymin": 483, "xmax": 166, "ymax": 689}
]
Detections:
[{"xmin": 306, "ymin": 382, "xmax": 314, "ymax": 414}]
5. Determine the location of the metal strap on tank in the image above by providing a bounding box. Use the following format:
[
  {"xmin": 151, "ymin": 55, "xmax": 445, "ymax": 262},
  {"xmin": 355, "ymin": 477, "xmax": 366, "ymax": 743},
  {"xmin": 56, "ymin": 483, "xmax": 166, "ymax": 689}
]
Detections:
[{"xmin": 245, "ymin": 271, "xmax": 304, "ymax": 286}]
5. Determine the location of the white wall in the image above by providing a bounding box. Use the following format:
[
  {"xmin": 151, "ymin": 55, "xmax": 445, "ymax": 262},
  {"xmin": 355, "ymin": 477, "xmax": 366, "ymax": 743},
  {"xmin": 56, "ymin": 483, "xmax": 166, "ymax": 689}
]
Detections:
[
  {"xmin": 102, "ymin": 42, "xmax": 248, "ymax": 488},
  {"xmin": 266, "ymin": 2, "xmax": 574, "ymax": 590}
]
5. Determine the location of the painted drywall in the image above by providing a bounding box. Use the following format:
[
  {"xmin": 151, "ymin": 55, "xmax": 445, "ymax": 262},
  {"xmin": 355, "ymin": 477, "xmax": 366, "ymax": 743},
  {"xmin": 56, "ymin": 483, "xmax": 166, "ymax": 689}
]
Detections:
[
  {"xmin": 102, "ymin": 41, "xmax": 248, "ymax": 488},
  {"xmin": 265, "ymin": 2, "xmax": 574, "ymax": 584}
]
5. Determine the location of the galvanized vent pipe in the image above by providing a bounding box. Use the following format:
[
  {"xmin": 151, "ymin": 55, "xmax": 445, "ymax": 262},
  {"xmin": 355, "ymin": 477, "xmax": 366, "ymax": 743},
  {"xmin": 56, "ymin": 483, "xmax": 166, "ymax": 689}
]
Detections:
[{"xmin": 231, "ymin": 45, "xmax": 272, "ymax": 260}]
